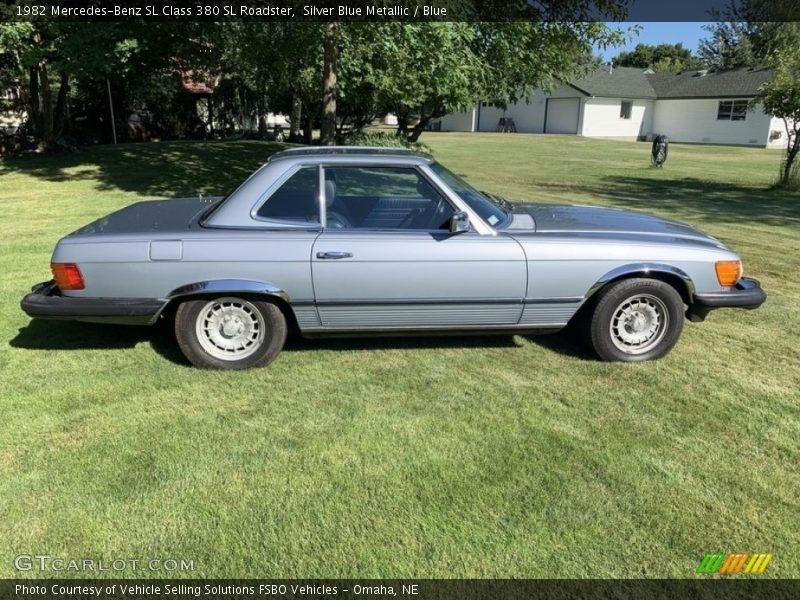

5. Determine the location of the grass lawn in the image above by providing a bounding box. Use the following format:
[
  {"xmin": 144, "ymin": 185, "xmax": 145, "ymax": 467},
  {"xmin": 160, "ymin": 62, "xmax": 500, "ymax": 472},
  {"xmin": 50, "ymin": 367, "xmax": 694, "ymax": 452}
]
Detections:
[{"xmin": 0, "ymin": 133, "xmax": 798, "ymax": 579}]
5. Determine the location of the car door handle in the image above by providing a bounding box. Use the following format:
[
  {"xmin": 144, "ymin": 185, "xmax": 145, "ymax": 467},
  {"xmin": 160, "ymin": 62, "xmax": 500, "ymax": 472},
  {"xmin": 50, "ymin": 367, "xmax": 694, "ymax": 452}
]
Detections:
[{"xmin": 316, "ymin": 251, "xmax": 353, "ymax": 260}]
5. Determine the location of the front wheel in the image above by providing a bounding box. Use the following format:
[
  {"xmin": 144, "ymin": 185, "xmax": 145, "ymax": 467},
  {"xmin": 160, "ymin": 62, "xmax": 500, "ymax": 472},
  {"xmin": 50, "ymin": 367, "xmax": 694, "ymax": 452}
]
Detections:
[
  {"xmin": 588, "ymin": 278, "xmax": 684, "ymax": 362},
  {"xmin": 174, "ymin": 296, "xmax": 287, "ymax": 369}
]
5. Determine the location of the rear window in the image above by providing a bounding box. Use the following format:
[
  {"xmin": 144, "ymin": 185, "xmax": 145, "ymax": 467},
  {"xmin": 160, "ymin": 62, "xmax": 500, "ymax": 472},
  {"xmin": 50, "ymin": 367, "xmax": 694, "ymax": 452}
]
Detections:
[{"xmin": 256, "ymin": 167, "xmax": 320, "ymax": 224}]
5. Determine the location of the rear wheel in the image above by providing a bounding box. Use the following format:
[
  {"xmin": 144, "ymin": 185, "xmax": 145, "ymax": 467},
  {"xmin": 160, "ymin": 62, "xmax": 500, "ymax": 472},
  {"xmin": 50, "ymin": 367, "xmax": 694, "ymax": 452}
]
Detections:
[
  {"xmin": 588, "ymin": 278, "xmax": 684, "ymax": 362},
  {"xmin": 175, "ymin": 296, "xmax": 287, "ymax": 369}
]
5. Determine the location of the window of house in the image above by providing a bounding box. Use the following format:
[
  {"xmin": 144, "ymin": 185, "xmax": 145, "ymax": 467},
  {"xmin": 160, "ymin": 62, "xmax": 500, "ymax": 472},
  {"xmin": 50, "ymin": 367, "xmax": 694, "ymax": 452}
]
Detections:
[
  {"xmin": 620, "ymin": 101, "xmax": 632, "ymax": 120},
  {"xmin": 717, "ymin": 100, "xmax": 749, "ymax": 121},
  {"xmin": 255, "ymin": 166, "xmax": 320, "ymax": 224},
  {"xmin": 323, "ymin": 166, "xmax": 454, "ymax": 230}
]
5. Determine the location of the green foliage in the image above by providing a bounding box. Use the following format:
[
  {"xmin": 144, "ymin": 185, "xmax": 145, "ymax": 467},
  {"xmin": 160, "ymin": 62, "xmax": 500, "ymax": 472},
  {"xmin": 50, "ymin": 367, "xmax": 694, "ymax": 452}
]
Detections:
[
  {"xmin": 350, "ymin": 21, "xmax": 626, "ymax": 141},
  {"xmin": 218, "ymin": 17, "xmax": 628, "ymax": 143},
  {"xmin": 697, "ymin": 1, "xmax": 800, "ymax": 70},
  {"xmin": 4, "ymin": 3, "xmax": 631, "ymax": 146},
  {"xmin": 698, "ymin": 21, "xmax": 758, "ymax": 69},
  {"xmin": 613, "ymin": 43, "xmax": 701, "ymax": 73}
]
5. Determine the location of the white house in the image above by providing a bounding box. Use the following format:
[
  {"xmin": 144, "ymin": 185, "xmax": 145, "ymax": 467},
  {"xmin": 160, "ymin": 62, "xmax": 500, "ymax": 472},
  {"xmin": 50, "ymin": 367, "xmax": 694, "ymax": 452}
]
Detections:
[{"xmin": 435, "ymin": 66, "xmax": 787, "ymax": 149}]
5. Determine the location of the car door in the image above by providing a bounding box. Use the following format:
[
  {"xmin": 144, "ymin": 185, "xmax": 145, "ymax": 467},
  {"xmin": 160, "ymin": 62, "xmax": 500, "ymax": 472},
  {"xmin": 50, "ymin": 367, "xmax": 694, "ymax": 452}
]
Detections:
[{"xmin": 310, "ymin": 164, "xmax": 527, "ymax": 330}]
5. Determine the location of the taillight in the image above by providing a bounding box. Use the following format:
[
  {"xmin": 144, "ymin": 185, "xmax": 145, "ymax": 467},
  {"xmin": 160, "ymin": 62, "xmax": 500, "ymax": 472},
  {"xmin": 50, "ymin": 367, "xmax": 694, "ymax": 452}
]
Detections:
[
  {"xmin": 51, "ymin": 263, "xmax": 85, "ymax": 290},
  {"xmin": 715, "ymin": 260, "xmax": 743, "ymax": 287}
]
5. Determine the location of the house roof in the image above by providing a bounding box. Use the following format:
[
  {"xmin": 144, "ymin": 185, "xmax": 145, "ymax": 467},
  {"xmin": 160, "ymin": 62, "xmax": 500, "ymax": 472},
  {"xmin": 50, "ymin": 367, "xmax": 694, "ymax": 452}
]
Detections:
[
  {"xmin": 646, "ymin": 66, "xmax": 773, "ymax": 99},
  {"xmin": 566, "ymin": 65, "xmax": 772, "ymax": 100},
  {"xmin": 569, "ymin": 66, "xmax": 657, "ymax": 99}
]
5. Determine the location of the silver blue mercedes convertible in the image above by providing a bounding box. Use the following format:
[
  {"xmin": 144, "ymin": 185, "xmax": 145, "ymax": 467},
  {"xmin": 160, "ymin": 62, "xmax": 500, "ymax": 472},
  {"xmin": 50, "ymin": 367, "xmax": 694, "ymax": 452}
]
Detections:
[{"xmin": 21, "ymin": 147, "xmax": 765, "ymax": 369}]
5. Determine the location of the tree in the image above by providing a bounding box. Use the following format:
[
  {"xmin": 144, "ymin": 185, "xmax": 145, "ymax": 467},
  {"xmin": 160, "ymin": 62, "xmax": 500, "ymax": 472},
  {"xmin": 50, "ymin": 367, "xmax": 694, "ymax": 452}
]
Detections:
[
  {"xmin": 360, "ymin": 21, "xmax": 625, "ymax": 142},
  {"xmin": 698, "ymin": 1, "xmax": 800, "ymax": 69},
  {"xmin": 698, "ymin": 21, "xmax": 757, "ymax": 69},
  {"xmin": 613, "ymin": 43, "xmax": 701, "ymax": 73},
  {"xmin": 758, "ymin": 48, "xmax": 800, "ymax": 188},
  {"xmin": 0, "ymin": 19, "xmax": 215, "ymax": 148},
  {"xmin": 219, "ymin": 23, "xmax": 322, "ymax": 143},
  {"xmin": 223, "ymin": 4, "xmax": 627, "ymax": 144}
]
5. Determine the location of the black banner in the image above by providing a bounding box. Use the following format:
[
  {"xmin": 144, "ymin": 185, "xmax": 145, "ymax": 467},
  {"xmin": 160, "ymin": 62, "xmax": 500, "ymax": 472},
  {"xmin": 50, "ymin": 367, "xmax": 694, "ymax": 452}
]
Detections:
[
  {"xmin": 3, "ymin": 579, "xmax": 800, "ymax": 600},
  {"xmin": 5, "ymin": 0, "xmax": 800, "ymax": 22}
]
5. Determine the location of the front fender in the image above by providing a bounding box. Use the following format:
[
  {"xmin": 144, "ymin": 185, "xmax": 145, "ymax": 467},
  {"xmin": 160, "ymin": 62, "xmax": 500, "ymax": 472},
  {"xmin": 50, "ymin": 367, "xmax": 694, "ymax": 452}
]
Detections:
[{"xmin": 585, "ymin": 263, "xmax": 696, "ymax": 302}]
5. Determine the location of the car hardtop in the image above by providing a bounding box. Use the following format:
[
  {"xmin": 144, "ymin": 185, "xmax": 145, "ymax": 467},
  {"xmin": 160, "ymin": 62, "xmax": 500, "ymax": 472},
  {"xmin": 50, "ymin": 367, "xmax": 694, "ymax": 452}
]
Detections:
[{"xmin": 268, "ymin": 145, "xmax": 434, "ymax": 166}]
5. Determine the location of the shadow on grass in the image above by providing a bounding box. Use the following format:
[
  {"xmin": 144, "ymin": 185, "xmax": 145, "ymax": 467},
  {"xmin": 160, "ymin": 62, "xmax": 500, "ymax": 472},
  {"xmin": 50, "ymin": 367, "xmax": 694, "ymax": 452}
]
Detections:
[
  {"xmin": 523, "ymin": 330, "xmax": 597, "ymax": 361},
  {"xmin": 10, "ymin": 320, "xmax": 190, "ymax": 366},
  {"xmin": 1, "ymin": 140, "xmax": 290, "ymax": 199},
  {"xmin": 535, "ymin": 176, "xmax": 800, "ymax": 228},
  {"xmin": 11, "ymin": 319, "xmax": 598, "ymax": 363},
  {"xmin": 283, "ymin": 333, "xmax": 522, "ymax": 352}
]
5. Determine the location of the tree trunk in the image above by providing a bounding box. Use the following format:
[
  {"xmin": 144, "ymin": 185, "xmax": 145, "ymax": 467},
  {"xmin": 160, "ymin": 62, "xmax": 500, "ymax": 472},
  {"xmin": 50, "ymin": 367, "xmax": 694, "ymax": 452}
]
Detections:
[
  {"xmin": 407, "ymin": 115, "xmax": 433, "ymax": 143},
  {"xmin": 289, "ymin": 91, "xmax": 302, "ymax": 142},
  {"xmin": 53, "ymin": 71, "xmax": 69, "ymax": 139},
  {"xmin": 395, "ymin": 110, "xmax": 409, "ymax": 139},
  {"xmin": 319, "ymin": 22, "xmax": 338, "ymax": 146},
  {"xmin": 779, "ymin": 130, "xmax": 799, "ymax": 187},
  {"xmin": 28, "ymin": 65, "xmax": 41, "ymax": 138},
  {"xmin": 39, "ymin": 62, "xmax": 54, "ymax": 150}
]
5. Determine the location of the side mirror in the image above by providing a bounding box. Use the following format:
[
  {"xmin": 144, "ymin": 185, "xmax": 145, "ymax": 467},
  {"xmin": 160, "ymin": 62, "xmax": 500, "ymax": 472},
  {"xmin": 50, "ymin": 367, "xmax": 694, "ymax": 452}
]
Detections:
[{"xmin": 449, "ymin": 211, "xmax": 470, "ymax": 233}]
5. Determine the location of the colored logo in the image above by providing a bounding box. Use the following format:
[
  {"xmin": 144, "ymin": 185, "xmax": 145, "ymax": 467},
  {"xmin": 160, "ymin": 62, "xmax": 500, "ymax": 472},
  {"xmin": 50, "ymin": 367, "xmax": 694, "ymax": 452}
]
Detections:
[{"xmin": 696, "ymin": 553, "xmax": 772, "ymax": 574}]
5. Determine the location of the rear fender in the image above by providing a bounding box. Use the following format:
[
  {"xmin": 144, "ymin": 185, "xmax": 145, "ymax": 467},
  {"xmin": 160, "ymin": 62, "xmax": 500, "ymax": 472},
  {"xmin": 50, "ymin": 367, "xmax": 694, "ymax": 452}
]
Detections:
[{"xmin": 167, "ymin": 279, "xmax": 290, "ymax": 302}]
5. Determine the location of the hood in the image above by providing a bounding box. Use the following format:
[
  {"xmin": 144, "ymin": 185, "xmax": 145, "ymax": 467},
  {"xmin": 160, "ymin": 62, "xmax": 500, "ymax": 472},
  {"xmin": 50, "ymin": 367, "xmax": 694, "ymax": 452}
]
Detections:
[
  {"xmin": 509, "ymin": 203, "xmax": 723, "ymax": 246},
  {"xmin": 68, "ymin": 196, "xmax": 222, "ymax": 237}
]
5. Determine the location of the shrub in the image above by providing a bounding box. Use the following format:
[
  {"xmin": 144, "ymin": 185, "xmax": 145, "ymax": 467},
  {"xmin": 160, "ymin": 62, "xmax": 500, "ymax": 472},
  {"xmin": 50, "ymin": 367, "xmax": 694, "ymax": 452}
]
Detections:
[{"xmin": 340, "ymin": 131, "xmax": 432, "ymax": 154}]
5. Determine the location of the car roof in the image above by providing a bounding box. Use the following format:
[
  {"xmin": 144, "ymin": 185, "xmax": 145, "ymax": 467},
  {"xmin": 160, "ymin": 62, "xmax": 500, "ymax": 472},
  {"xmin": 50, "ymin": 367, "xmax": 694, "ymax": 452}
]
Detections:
[{"xmin": 268, "ymin": 145, "xmax": 433, "ymax": 165}]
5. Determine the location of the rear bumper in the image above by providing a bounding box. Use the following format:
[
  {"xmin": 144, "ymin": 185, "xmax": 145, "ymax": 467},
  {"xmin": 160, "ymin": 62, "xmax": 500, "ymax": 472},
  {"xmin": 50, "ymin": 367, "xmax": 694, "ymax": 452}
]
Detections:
[
  {"xmin": 20, "ymin": 281, "xmax": 166, "ymax": 325},
  {"xmin": 688, "ymin": 277, "xmax": 767, "ymax": 322}
]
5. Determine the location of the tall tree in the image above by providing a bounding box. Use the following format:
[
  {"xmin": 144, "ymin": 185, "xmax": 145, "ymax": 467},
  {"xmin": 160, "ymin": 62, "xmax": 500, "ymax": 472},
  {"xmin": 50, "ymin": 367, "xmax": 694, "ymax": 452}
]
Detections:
[{"xmin": 698, "ymin": 21, "xmax": 758, "ymax": 69}]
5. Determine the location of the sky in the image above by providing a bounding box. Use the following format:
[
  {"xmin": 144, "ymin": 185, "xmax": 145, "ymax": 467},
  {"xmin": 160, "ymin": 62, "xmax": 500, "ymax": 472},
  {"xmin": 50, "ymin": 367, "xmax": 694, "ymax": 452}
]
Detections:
[{"xmin": 596, "ymin": 22, "xmax": 713, "ymax": 61}]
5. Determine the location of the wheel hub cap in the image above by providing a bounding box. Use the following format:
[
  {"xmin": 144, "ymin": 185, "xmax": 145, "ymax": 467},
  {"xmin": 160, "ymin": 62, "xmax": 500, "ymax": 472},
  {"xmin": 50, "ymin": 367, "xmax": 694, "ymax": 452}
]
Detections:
[
  {"xmin": 195, "ymin": 298, "xmax": 266, "ymax": 361},
  {"xmin": 610, "ymin": 294, "xmax": 669, "ymax": 355}
]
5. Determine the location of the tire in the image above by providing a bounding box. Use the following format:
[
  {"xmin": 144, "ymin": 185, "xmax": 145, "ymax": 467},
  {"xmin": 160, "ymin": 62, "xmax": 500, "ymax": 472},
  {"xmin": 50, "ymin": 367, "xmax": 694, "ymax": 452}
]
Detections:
[
  {"xmin": 588, "ymin": 278, "xmax": 684, "ymax": 362},
  {"xmin": 174, "ymin": 296, "xmax": 287, "ymax": 370}
]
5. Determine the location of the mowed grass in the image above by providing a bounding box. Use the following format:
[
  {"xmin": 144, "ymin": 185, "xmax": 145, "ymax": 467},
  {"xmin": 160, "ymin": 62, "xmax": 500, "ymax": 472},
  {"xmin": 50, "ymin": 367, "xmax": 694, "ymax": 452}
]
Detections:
[{"xmin": 0, "ymin": 134, "xmax": 798, "ymax": 579}]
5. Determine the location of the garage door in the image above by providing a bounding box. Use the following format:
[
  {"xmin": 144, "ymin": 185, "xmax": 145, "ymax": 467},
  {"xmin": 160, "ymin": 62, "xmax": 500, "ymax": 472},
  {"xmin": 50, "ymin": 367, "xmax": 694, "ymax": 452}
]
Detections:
[{"xmin": 545, "ymin": 98, "xmax": 580, "ymax": 134}]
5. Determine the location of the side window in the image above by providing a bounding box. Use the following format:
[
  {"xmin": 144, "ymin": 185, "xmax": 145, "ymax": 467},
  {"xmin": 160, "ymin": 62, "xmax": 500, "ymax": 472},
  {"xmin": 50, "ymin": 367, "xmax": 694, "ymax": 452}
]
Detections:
[
  {"xmin": 323, "ymin": 167, "xmax": 454, "ymax": 230},
  {"xmin": 256, "ymin": 166, "xmax": 320, "ymax": 224},
  {"xmin": 620, "ymin": 100, "xmax": 632, "ymax": 119},
  {"xmin": 717, "ymin": 100, "xmax": 748, "ymax": 121}
]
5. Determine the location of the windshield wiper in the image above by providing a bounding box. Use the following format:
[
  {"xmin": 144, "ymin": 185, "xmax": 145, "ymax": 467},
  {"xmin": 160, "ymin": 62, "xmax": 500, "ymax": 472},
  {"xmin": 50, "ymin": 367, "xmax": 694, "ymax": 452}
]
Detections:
[{"xmin": 482, "ymin": 191, "xmax": 515, "ymax": 213}]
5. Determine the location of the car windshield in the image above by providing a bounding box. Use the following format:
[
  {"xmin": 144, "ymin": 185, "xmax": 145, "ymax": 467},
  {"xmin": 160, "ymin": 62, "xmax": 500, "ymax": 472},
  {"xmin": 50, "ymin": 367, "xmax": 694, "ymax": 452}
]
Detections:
[{"xmin": 428, "ymin": 162, "xmax": 509, "ymax": 228}]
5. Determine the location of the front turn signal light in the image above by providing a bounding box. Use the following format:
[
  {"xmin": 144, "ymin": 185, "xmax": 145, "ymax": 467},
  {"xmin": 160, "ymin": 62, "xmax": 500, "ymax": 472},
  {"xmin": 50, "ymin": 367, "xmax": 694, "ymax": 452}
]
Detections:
[
  {"xmin": 51, "ymin": 263, "xmax": 85, "ymax": 290},
  {"xmin": 715, "ymin": 260, "xmax": 743, "ymax": 287}
]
